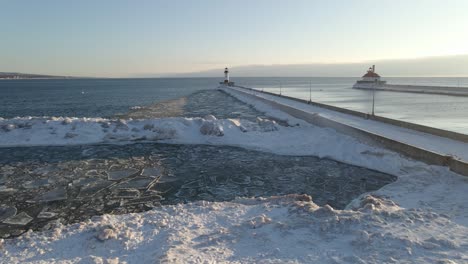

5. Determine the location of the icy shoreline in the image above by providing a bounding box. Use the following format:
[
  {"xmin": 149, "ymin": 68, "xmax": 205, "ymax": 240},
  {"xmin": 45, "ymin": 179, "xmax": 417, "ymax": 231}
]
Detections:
[{"xmin": 1, "ymin": 88, "xmax": 468, "ymax": 263}]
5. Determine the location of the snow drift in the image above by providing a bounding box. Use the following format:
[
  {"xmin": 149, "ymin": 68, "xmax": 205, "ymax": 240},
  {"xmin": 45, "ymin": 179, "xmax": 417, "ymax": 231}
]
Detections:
[{"xmin": 1, "ymin": 194, "xmax": 467, "ymax": 263}]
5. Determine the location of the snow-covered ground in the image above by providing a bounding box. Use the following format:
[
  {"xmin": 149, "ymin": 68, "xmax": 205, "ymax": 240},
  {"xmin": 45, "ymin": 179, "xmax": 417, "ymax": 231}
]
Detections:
[{"xmin": 1, "ymin": 88, "xmax": 468, "ymax": 263}]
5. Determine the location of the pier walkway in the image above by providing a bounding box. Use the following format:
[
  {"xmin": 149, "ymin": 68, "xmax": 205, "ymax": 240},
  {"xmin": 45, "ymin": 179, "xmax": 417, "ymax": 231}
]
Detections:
[{"xmin": 227, "ymin": 86, "xmax": 468, "ymax": 176}]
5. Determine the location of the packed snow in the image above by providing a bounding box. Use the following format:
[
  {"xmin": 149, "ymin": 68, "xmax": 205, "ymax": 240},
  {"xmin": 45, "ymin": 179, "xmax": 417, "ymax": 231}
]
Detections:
[{"xmin": 1, "ymin": 87, "xmax": 468, "ymax": 263}]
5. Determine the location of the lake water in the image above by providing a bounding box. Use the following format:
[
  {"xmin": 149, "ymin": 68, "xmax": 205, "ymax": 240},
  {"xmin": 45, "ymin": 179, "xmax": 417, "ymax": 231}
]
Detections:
[{"xmin": 1, "ymin": 77, "xmax": 467, "ymax": 134}]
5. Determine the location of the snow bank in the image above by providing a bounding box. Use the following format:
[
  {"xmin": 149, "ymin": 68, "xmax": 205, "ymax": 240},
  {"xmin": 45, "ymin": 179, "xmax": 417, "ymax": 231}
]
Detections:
[
  {"xmin": 0, "ymin": 115, "xmax": 277, "ymax": 147},
  {"xmin": 1, "ymin": 194, "xmax": 467, "ymax": 263}
]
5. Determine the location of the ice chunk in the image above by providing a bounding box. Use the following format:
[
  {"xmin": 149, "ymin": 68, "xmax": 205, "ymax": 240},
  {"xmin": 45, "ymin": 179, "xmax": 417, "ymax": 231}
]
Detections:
[
  {"xmin": 116, "ymin": 178, "xmax": 153, "ymax": 190},
  {"xmin": 0, "ymin": 206, "xmax": 17, "ymax": 222},
  {"xmin": 2, "ymin": 212, "xmax": 33, "ymax": 226},
  {"xmin": 141, "ymin": 167, "xmax": 161, "ymax": 178},
  {"xmin": 78, "ymin": 180, "xmax": 114, "ymax": 198},
  {"xmin": 37, "ymin": 211, "xmax": 58, "ymax": 219},
  {"xmin": 72, "ymin": 177, "xmax": 97, "ymax": 187},
  {"xmin": 111, "ymin": 188, "xmax": 140, "ymax": 199},
  {"xmin": 22, "ymin": 179, "xmax": 50, "ymax": 189},
  {"xmin": 33, "ymin": 187, "xmax": 67, "ymax": 202},
  {"xmin": 108, "ymin": 168, "xmax": 139, "ymax": 181}
]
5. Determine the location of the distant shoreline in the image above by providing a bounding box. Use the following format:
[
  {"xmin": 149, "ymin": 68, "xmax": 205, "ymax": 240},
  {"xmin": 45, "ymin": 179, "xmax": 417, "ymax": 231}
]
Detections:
[{"xmin": 0, "ymin": 77, "xmax": 96, "ymax": 80}]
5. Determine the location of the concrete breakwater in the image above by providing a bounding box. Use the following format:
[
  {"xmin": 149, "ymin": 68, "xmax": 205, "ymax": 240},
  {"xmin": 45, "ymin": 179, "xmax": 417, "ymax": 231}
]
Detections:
[
  {"xmin": 353, "ymin": 83, "xmax": 468, "ymax": 96},
  {"xmin": 229, "ymin": 86, "xmax": 468, "ymax": 177}
]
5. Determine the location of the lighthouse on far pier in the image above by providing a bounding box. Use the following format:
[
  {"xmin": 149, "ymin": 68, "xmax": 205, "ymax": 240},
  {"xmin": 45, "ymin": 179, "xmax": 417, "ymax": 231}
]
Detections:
[
  {"xmin": 220, "ymin": 67, "xmax": 235, "ymax": 86},
  {"xmin": 353, "ymin": 65, "xmax": 386, "ymax": 89}
]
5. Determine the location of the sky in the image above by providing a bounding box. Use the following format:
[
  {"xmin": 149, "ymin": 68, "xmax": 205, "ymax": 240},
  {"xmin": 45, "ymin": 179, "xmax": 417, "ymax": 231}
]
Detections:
[{"xmin": 1, "ymin": 0, "xmax": 468, "ymax": 77}]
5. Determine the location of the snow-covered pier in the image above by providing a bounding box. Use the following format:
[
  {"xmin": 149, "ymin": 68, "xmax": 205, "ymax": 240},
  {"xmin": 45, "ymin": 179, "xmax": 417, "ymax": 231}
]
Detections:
[
  {"xmin": 227, "ymin": 85, "xmax": 468, "ymax": 176},
  {"xmin": 354, "ymin": 83, "xmax": 468, "ymax": 96}
]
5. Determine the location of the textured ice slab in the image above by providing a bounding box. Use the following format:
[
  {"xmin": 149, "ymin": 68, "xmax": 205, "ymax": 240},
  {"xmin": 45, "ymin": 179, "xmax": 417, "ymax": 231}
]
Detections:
[
  {"xmin": 141, "ymin": 167, "xmax": 162, "ymax": 178},
  {"xmin": 78, "ymin": 180, "xmax": 114, "ymax": 198},
  {"xmin": 108, "ymin": 168, "xmax": 139, "ymax": 181},
  {"xmin": 116, "ymin": 178, "xmax": 153, "ymax": 190},
  {"xmin": 0, "ymin": 206, "xmax": 17, "ymax": 221},
  {"xmin": 33, "ymin": 187, "xmax": 67, "ymax": 202},
  {"xmin": 37, "ymin": 211, "xmax": 58, "ymax": 219},
  {"xmin": 22, "ymin": 179, "xmax": 50, "ymax": 189},
  {"xmin": 3, "ymin": 212, "xmax": 33, "ymax": 226},
  {"xmin": 111, "ymin": 188, "xmax": 140, "ymax": 199}
]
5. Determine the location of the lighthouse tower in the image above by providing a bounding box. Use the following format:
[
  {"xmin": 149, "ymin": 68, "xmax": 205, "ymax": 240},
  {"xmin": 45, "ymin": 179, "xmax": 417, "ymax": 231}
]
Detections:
[
  {"xmin": 219, "ymin": 67, "xmax": 234, "ymax": 86},
  {"xmin": 224, "ymin": 68, "xmax": 229, "ymax": 84}
]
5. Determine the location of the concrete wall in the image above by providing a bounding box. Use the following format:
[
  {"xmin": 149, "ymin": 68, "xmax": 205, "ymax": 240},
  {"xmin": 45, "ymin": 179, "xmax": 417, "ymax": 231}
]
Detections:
[{"xmin": 231, "ymin": 86, "xmax": 468, "ymax": 177}]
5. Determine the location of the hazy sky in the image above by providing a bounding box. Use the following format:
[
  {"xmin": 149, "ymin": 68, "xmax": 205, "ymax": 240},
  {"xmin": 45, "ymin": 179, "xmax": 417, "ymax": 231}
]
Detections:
[{"xmin": 1, "ymin": 0, "xmax": 468, "ymax": 77}]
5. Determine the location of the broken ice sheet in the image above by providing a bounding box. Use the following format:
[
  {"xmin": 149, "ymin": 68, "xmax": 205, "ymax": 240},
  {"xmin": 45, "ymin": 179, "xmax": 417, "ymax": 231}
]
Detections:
[
  {"xmin": 37, "ymin": 211, "xmax": 58, "ymax": 219},
  {"xmin": 111, "ymin": 188, "xmax": 140, "ymax": 199},
  {"xmin": 141, "ymin": 167, "xmax": 162, "ymax": 178},
  {"xmin": 3, "ymin": 212, "xmax": 33, "ymax": 226},
  {"xmin": 0, "ymin": 206, "xmax": 17, "ymax": 221},
  {"xmin": 108, "ymin": 168, "xmax": 139, "ymax": 181},
  {"xmin": 33, "ymin": 187, "xmax": 68, "ymax": 203},
  {"xmin": 22, "ymin": 179, "xmax": 51, "ymax": 189},
  {"xmin": 78, "ymin": 180, "xmax": 114, "ymax": 198},
  {"xmin": 115, "ymin": 178, "xmax": 153, "ymax": 190}
]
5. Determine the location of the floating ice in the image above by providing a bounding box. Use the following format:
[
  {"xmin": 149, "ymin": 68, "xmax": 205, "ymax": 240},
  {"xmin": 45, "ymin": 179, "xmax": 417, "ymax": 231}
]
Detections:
[
  {"xmin": 37, "ymin": 211, "xmax": 58, "ymax": 219},
  {"xmin": 22, "ymin": 179, "xmax": 50, "ymax": 189},
  {"xmin": 33, "ymin": 187, "xmax": 67, "ymax": 203},
  {"xmin": 2, "ymin": 212, "xmax": 33, "ymax": 226},
  {"xmin": 116, "ymin": 178, "xmax": 153, "ymax": 190},
  {"xmin": 108, "ymin": 168, "xmax": 139, "ymax": 181},
  {"xmin": 141, "ymin": 167, "xmax": 162, "ymax": 178},
  {"xmin": 111, "ymin": 188, "xmax": 140, "ymax": 199},
  {"xmin": 0, "ymin": 206, "xmax": 17, "ymax": 222},
  {"xmin": 78, "ymin": 180, "xmax": 113, "ymax": 198}
]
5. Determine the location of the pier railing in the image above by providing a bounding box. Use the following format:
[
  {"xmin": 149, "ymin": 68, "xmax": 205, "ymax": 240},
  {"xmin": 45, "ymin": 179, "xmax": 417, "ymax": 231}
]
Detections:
[{"xmin": 230, "ymin": 85, "xmax": 468, "ymax": 177}]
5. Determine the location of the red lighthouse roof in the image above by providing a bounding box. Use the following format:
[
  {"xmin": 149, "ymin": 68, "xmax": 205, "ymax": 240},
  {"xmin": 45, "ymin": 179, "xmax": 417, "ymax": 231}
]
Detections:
[
  {"xmin": 362, "ymin": 65, "xmax": 381, "ymax": 78},
  {"xmin": 362, "ymin": 71, "xmax": 380, "ymax": 78}
]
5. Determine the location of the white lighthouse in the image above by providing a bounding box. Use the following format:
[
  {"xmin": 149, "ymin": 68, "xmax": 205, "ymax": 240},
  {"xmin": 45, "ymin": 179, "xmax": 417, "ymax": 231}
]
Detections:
[
  {"xmin": 219, "ymin": 67, "xmax": 234, "ymax": 86},
  {"xmin": 224, "ymin": 67, "xmax": 229, "ymax": 83}
]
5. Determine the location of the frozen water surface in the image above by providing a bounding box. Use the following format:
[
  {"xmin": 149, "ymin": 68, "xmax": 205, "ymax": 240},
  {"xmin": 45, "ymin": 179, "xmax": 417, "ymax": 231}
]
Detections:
[
  {"xmin": 0, "ymin": 143, "xmax": 395, "ymax": 238},
  {"xmin": 0, "ymin": 90, "xmax": 396, "ymax": 238}
]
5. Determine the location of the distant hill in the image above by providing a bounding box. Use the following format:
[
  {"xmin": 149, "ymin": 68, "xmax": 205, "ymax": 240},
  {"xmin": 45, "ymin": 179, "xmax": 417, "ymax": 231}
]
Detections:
[
  {"xmin": 166, "ymin": 54, "xmax": 468, "ymax": 78},
  {"xmin": 0, "ymin": 72, "xmax": 74, "ymax": 79}
]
